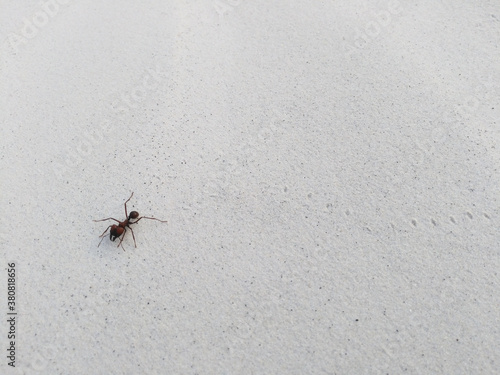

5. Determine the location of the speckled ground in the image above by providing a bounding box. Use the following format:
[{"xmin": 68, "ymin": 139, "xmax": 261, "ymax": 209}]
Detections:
[{"xmin": 1, "ymin": 0, "xmax": 499, "ymax": 374}]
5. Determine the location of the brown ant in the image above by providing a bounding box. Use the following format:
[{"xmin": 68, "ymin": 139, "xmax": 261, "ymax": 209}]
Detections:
[{"xmin": 94, "ymin": 192, "xmax": 167, "ymax": 250}]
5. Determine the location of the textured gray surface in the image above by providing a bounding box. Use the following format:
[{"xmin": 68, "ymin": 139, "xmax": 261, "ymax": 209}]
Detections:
[{"xmin": 1, "ymin": 0, "xmax": 499, "ymax": 374}]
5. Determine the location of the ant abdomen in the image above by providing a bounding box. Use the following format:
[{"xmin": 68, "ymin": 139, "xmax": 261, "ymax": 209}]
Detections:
[
  {"xmin": 129, "ymin": 211, "xmax": 139, "ymax": 219},
  {"xmin": 110, "ymin": 225, "xmax": 124, "ymax": 241}
]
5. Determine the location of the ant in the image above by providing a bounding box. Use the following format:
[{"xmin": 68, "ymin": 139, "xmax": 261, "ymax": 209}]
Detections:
[{"xmin": 94, "ymin": 192, "xmax": 167, "ymax": 250}]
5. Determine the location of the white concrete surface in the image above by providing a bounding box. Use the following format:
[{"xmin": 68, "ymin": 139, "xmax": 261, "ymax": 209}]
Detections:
[{"xmin": 1, "ymin": 0, "xmax": 499, "ymax": 373}]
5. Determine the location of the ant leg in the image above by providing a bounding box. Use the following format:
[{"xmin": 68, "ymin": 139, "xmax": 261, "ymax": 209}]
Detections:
[
  {"xmin": 97, "ymin": 225, "xmax": 112, "ymax": 247},
  {"xmin": 94, "ymin": 217, "xmax": 120, "ymax": 223},
  {"xmin": 128, "ymin": 226, "xmax": 137, "ymax": 248},
  {"xmin": 134, "ymin": 216, "xmax": 168, "ymax": 224},
  {"xmin": 98, "ymin": 235, "xmax": 108, "ymax": 247},
  {"xmin": 98, "ymin": 225, "xmax": 112, "ymax": 238},
  {"xmin": 124, "ymin": 192, "xmax": 134, "ymax": 218},
  {"xmin": 117, "ymin": 228, "xmax": 127, "ymax": 251}
]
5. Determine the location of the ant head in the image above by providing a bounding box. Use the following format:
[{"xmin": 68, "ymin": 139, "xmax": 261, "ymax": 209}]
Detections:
[{"xmin": 129, "ymin": 211, "xmax": 139, "ymax": 220}]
